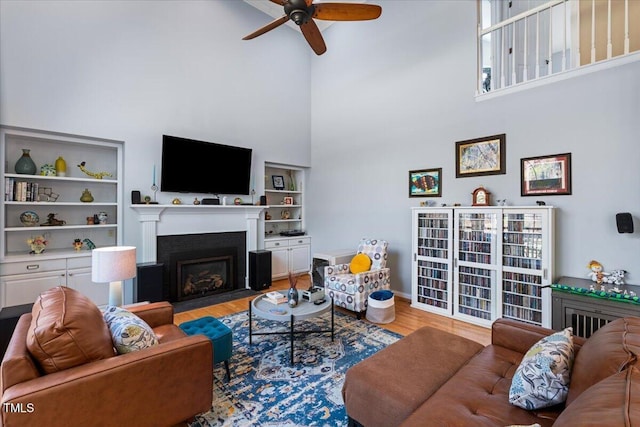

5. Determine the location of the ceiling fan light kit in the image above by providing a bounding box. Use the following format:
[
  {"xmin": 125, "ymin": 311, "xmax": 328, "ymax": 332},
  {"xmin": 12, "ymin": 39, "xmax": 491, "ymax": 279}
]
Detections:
[{"xmin": 243, "ymin": 0, "xmax": 382, "ymax": 56}]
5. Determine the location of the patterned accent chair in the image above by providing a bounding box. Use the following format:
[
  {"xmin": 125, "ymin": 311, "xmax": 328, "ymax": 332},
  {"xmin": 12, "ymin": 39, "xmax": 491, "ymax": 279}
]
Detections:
[{"xmin": 324, "ymin": 238, "xmax": 390, "ymax": 318}]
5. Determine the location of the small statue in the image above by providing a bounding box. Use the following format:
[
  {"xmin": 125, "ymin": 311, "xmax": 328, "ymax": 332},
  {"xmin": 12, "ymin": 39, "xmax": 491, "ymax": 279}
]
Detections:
[
  {"xmin": 73, "ymin": 238, "xmax": 83, "ymax": 251},
  {"xmin": 77, "ymin": 161, "xmax": 112, "ymax": 180},
  {"xmin": 41, "ymin": 213, "xmax": 66, "ymax": 226},
  {"xmin": 587, "ymin": 260, "xmax": 609, "ymax": 285},
  {"xmin": 83, "ymin": 238, "xmax": 96, "ymax": 250},
  {"xmin": 604, "ymin": 269, "xmax": 627, "ymax": 286},
  {"xmin": 172, "ymin": 198, "xmax": 182, "ymax": 205},
  {"xmin": 193, "ymin": 197, "xmax": 201, "ymax": 205}
]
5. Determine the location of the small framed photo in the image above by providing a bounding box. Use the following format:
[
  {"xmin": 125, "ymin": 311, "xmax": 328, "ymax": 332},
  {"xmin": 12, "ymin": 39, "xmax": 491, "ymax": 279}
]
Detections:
[
  {"xmin": 409, "ymin": 168, "xmax": 442, "ymax": 197},
  {"xmin": 283, "ymin": 196, "xmax": 294, "ymax": 205},
  {"xmin": 455, "ymin": 134, "xmax": 506, "ymax": 178},
  {"xmin": 272, "ymin": 175, "xmax": 285, "ymax": 190},
  {"xmin": 521, "ymin": 153, "xmax": 572, "ymax": 196}
]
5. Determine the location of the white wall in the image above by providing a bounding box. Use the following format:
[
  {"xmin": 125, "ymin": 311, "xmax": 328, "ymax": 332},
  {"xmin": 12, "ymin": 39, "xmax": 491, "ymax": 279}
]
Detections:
[
  {"xmin": 0, "ymin": 0, "xmax": 313, "ymax": 256},
  {"xmin": 308, "ymin": 0, "xmax": 640, "ymax": 295}
]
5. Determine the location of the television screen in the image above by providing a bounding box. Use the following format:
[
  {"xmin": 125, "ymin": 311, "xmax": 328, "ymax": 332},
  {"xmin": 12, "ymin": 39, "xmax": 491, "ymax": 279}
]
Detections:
[{"xmin": 160, "ymin": 135, "xmax": 252, "ymax": 195}]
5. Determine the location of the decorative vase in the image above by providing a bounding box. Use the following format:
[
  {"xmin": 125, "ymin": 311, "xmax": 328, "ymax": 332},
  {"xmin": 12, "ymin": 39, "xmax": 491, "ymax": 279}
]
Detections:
[
  {"xmin": 55, "ymin": 156, "xmax": 67, "ymax": 177},
  {"xmin": 15, "ymin": 149, "xmax": 37, "ymax": 175},
  {"xmin": 287, "ymin": 287, "xmax": 299, "ymax": 307},
  {"xmin": 80, "ymin": 189, "xmax": 94, "ymax": 203},
  {"xmin": 27, "ymin": 235, "xmax": 47, "ymax": 254}
]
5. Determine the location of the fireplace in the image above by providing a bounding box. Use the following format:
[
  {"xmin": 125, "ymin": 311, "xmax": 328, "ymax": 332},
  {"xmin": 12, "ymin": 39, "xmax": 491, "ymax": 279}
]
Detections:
[{"xmin": 157, "ymin": 232, "xmax": 246, "ymax": 302}]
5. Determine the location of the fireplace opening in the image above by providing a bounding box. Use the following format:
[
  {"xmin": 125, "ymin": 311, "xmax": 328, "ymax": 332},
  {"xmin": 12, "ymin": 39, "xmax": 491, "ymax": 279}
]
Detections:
[{"xmin": 177, "ymin": 254, "xmax": 234, "ymax": 302}]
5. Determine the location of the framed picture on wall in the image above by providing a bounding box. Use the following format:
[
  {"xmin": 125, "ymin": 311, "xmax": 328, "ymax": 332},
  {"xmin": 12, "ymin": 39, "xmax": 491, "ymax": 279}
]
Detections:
[
  {"xmin": 409, "ymin": 168, "xmax": 442, "ymax": 197},
  {"xmin": 521, "ymin": 153, "xmax": 572, "ymax": 196},
  {"xmin": 455, "ymin": 134, "xmax": 506, "ymax": 178}
]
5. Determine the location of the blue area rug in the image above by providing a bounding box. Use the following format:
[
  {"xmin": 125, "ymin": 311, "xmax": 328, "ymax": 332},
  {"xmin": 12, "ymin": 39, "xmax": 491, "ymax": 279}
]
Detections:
[{"xmin": 190, "ymin": 310, "xmax": 402, "ymax": 427}]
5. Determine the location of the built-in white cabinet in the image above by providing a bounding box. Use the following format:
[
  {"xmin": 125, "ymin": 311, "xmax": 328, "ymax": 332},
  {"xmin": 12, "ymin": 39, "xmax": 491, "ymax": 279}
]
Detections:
[
  {"xmin": 263, "ymin": 162, "xmax": 311, "ymax": 279},
  {"xmin": 1, "ymin": 126, "xmax": 122, "ymax": 308},
  {"xmin": 411, "ymin": 206, "xmax": 555, "ymax": 328}
]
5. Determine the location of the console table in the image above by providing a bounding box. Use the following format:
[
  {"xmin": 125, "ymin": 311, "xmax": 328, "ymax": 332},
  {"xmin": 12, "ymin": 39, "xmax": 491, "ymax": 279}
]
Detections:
[{"xmin": 552, "ymin": 276, "xmax": 640, "ymax": 338}]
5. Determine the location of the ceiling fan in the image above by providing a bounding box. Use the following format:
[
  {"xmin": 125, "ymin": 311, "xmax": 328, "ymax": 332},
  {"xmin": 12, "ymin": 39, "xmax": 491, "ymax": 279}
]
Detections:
[{"xmin": 243, "ymin": 0, "xmax": 382, "ymax": 55}]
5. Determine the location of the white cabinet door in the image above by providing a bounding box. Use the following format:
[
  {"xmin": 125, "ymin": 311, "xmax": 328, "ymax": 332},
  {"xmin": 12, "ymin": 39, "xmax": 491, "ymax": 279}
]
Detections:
[
  {"xmin": 2, "ymin": 271, "xmax": 65, "ymax": 307},
  {"xmin": 67, "ymin": 267, "xmax": 109, "ymax": 306},
  {"xmin": 289, "ymin": 244, "xmax": 310, "ymax": 274},
  {"xmin": 271, "ymin": 247, "xmax": 290, "ymax": 278}
]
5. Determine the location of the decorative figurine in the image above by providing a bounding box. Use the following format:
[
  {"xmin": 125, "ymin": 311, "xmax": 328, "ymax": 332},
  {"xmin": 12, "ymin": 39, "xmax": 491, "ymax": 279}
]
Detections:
[
  {"xmin": 41, "ymin": 213, "xmax": 66, "ymax": 226},
  {"xmin": 77, "ymin": 161, "xmax": 112, "ymax": 179},
  {"xmin": 82, "ymin": 238, "xmax": 96, "ymax": 250},
  {"xmin": 73, "ymin": 238, "xmax": 83, "ymax": 251},
  {"xmin": 234, "ymin": 197, "xmax": 242, "ymax": 205},
  {"xmin": 40, "ymin": 164, "xmax": 56, "ymax": 176},
  {"xmin": 144, "ymin": 195, "xmax": 152, "ymax": 204},
  {"xmin": 27, "ymin": 235, "xmax": 48, "ymax": 254},
  {"xmin": 172, "ymin": 198, "xmax": 182, "ymax": 205},
  {"xmin": 97, "ymin": 212, "xmax": 108, "ymax": 225},
  {"xmin": 86, "ymin": 216, "xmax": 95, "ymax": 225},
  {"xmin": 281, "ymin": 210, "xmax": 291, "ymax": 220},
  {"xmin": 287, "ymin": 272, "xmax": 299, "ymax": 307},
  {"xmin": 604, "ymin": 269, "xmax": 627, "ymax": 286},
  {"xmin": 587, "ymin": 260, "xmax": 609, "ymax": 285},
  {"xmin": 193, "ymin": 197, "xmax": 201, "ymax": 205}
]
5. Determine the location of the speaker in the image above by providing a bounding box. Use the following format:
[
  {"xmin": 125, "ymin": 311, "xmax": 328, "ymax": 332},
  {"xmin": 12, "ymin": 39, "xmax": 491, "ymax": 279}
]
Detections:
[
  {"xmin": 202, "ymin": 198, "xmax": 220, "ymax": 205},
  {"xmin": 616, "ymin": 212, "xmax": 634, "ymax": 233},
  {"xmin": 249, "ymin": 250, "xmax": 272, "ymax": 291},
  {"xmin": 131, "ymin": 190, "xmax": 141, "ymax": 204},
  {"xmin": 260, "ymin": 195, "xmax": 267, "ymax": 206},
  {"xmin": 135, "ymin": 263, "xmax": 164, "ymax": 303}
]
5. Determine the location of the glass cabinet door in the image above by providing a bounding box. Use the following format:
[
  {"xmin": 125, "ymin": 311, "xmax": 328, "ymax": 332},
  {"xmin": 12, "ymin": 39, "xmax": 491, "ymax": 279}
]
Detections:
[
  {"xmin": 413, "ymin": 210, "xmax": 453, "ymax": 315},
  {"xmin": 501, "ymin": 210, "xmax": 550, "ymax": 327},
  {"xmin": 454, "ymin": 210, "xmax": 499, "ymax": 325}
]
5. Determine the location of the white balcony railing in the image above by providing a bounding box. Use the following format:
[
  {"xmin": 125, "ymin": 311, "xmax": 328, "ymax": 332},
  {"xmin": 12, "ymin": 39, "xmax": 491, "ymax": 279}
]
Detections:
[{"xmin": 477, "ymin": 0, "xmax": 639, "ymax": 96}]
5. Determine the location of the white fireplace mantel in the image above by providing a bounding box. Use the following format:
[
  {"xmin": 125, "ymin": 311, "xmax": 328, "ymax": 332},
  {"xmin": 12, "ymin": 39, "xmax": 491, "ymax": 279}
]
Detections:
[{"xmin": 130, "ymin": 205, "xmax": 265, "ymax": 269}]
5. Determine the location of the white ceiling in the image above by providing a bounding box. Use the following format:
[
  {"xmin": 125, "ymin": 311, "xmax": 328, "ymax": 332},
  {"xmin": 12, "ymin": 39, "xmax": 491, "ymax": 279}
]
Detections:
[{"xmin": 242, "ymin": 0, "xmax": 367, "ymax": 32}]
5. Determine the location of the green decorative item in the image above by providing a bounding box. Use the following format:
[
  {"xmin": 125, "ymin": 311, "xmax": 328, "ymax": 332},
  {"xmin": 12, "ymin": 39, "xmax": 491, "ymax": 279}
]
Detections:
[
  {"xmin": 40, "ymin": 164, "xmax": 56, "ymax": 176},
  {"xmin": 80, "ymin": 189, "xmax": 94, "ymax": 203},
  {"xmin": 83, "ymin": 238, "xmax": 96, "ymax": 249},
  {"xmin": 15, "ymin": 149, "xmax": 37, "ymax": 175}
]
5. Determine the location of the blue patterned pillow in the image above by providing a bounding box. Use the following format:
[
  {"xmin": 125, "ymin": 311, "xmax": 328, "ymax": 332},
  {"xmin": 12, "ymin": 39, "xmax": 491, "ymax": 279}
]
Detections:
[
  {"xmin": 102, "ymin": 306, "xmax": 159, "ymax": 354},
  {"xmin": 509, "ymin": 327, "xmax": 574, "ymax": 410}
]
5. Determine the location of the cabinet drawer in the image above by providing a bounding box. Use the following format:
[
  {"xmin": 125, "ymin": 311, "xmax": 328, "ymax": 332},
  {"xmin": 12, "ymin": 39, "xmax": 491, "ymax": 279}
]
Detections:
[
  {"xmin": 3, "ymin": 272, "xmax": 65, "ymax": 306},
  {"xmin": 290, "ymin": 237, "xmax": 311, "ymax": 246},
  {"xmin": 265, "ymin": 240, "xmax": 289, "ymax": 249},
  {"xmin": 67, "ymin": 256, "xmax": 92, "ymax": 269},
  {"xmin": 1, "ymin": 259, "xmax": 67, "ymax": 276}
]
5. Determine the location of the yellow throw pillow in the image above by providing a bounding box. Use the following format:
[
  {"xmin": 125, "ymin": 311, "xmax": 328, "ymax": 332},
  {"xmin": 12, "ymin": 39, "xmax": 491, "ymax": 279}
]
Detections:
[{"xmin": 350, "ymin": 253, "xmax": 372, "ymax": 274}]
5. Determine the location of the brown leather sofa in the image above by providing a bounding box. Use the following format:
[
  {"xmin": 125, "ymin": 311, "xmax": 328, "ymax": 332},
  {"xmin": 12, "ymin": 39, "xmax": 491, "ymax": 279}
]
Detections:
[
  {"xmin": 343, "ymin": 317, "xmax": 640, "ymax": 427},
  {"xmin": 1, "ymin": 287, "xmax": 213, "ymax": 427}
]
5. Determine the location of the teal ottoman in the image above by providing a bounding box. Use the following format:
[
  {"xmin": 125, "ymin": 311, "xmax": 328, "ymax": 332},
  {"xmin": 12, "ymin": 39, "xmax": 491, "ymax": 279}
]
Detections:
[{"xmin": 179, "ymin": 316, "xmax": 232, "ymax": 381}]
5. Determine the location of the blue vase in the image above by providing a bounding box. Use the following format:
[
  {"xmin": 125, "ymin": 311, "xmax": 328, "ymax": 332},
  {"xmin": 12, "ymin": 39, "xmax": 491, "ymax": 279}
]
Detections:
[{"xmin": 15, "ymin": 149, "xmax": 37, "ymax": 175}]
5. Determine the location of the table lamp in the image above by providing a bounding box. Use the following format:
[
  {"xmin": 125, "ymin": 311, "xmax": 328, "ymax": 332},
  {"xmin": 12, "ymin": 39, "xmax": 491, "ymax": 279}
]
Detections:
[{"xmin": 91, "ymin": 246, "xmax": 137, "ymax": 306}]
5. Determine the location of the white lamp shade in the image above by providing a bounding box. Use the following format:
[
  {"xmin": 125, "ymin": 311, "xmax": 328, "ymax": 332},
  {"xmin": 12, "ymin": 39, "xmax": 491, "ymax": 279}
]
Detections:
[{"xmin": 91, "ymin": 246, "xmax": 137, "ymax": 283}]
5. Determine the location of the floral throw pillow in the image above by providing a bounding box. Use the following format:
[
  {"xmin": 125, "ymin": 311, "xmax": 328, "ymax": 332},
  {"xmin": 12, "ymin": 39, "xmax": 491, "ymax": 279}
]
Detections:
[
  {"xmin": 509, "ymin": 327, "xmax": 575, "ymax": 410},
  {"xmin": 102, "ymin": 306, "xmax": 159, "ymax": 354}
]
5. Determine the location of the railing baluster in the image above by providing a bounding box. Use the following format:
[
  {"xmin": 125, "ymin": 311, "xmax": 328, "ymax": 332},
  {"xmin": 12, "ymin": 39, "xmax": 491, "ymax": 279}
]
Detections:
[
  {"xmin": 524, "ymin": 16, "xmax": 529, "ymax": 81},
  {"xmin": 548, "ymin": 6, "xmax": 553, "ymax": 74},
  {"xmin": 562, "ymin": 1, "xmax": 567, "ymax": 71},
  {"xmin": 624, "ymin": 0, "xmax": 630, "ymax": 54},
  {"xmin": 574, "ymin": 0, "xmax": 581, "ymax": 67},
  {"xmin": 536, "ymin": 11, "xmax": 541, "ymax": 79},
  {"xmin": 501, "ymin": 27, "xmax": 506, "ymax": 88},
  {"xmin": 512, "ymin": 22, "xmax": 517, "ymax": 84},
  {"xmin": 607, "ymin": 0, "xmax": 613, "ymax": 59},
  {"xmin": 591, "ymin": 0, "xmax": 596, "ymax": 63}
]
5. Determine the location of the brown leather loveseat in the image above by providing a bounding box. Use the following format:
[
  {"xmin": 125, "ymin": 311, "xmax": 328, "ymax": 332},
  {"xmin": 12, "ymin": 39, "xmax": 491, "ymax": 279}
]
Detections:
[
  {"xmin": 0, "ymin": 286, "xmax": 213, "ymax": 427},
  {"xmin": 343, "ymin": 317, "xmax": 640, "ymax": 426}
]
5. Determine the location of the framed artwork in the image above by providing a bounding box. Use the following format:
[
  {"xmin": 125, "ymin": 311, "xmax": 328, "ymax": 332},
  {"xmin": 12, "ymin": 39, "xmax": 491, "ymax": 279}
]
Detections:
[
  {"xmin": 272, "ymin": 175, "xmax": 285, "ymax": 190},
  {"xmin": 409, "ymin": 168, "xmax": 442, "ymax": 197},
  {"xmin": 521, "ymin": 153, "xmax": 572, "ymax": 196},
  {"xmin": 283, "ymin": 196, "xmax": 294, "ymax": 205},
  {"xmin": 455, "ymin": 134, "xmax": 506, "ymax": 178}
]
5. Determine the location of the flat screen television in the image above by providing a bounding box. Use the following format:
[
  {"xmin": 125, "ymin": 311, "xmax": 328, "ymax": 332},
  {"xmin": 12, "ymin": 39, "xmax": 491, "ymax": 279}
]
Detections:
[{"xmin": 160, "ymin": 135, "xmax": 252, "ymax": 195}]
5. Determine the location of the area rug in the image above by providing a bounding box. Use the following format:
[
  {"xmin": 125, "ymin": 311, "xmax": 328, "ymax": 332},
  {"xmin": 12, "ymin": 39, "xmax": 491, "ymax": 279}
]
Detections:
[{"xmin": 190, "ymin": 310, "xmax": 402, "ymax": 427}]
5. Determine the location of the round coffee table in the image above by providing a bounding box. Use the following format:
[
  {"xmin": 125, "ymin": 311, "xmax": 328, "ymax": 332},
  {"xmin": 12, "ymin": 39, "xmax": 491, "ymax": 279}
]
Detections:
[{"xmin": 249, "ymin": 290, "xmax": 334, "ymax": 365}]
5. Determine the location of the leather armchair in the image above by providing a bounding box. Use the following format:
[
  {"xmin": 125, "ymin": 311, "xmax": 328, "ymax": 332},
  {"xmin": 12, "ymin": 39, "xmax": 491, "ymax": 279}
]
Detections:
[
  {"xmin": 324, "ymin": 238, "xmax": 391, "ymax": 318},
  {"xmin": 1, "ymin": 301, "xmax": 213, "ymax": 427}
]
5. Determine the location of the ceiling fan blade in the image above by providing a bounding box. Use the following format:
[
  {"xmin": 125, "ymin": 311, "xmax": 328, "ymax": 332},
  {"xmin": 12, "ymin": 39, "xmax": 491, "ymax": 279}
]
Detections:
[
  {"xmin": 242, "ymin": 15, "xmax": 290, "ymax": 40},
  {"xmin": 269, "ymin": 0, "xmax": 286, "ymax": 5},
  {"xmin": 300, "ymin": 19, "xmax": 327, "ymax": 55},
  {"xmin": 313, "ymin": 3, "xmax": 382, "ymax": 21}
]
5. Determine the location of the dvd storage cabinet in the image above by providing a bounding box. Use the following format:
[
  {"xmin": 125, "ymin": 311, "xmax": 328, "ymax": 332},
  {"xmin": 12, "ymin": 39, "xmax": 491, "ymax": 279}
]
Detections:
[
  {"xmin": 1, "ymin": 126, "xmax": 123, "ymax": 308},
  {"xmin": 263, "ymin": 162, "xmax": 311, "ymax": 279},
  {"xmin": 411, "ymin": 206, "xmax": 554, "ymax": 328}
]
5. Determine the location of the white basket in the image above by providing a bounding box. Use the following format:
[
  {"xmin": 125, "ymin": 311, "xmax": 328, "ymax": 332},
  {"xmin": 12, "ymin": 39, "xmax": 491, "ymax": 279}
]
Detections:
[{"xmin": 366, "ymin": 293, "xmax": 395, "ymax": 324}]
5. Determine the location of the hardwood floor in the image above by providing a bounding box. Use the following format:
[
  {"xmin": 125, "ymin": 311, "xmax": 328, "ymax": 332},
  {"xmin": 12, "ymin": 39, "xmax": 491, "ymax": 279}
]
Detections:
[{"xmin": 174, "ymin": 275, "xmax": 492, "ymax": 346}]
